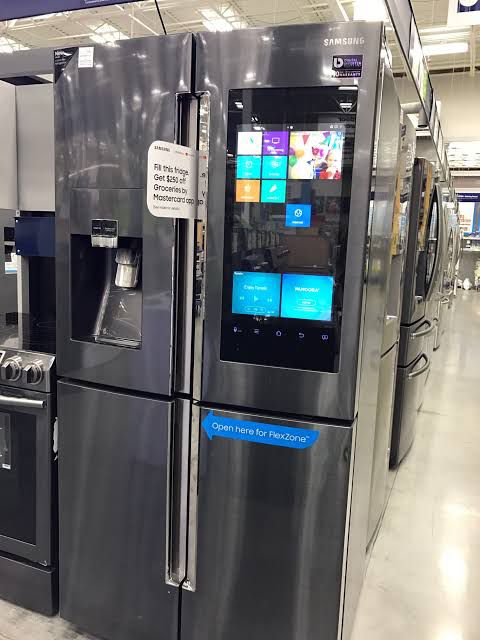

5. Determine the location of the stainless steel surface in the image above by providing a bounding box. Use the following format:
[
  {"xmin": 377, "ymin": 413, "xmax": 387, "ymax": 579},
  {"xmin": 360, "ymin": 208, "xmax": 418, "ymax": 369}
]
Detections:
[
  {"xmin": 16, "ymin": 84, "xmax": 55, "ymax": 212},
  {"xmin": 367, "ymin": 343, "xmax": 397, "ymax": 545},
  {"xmin": 343, "ymin": 55, "xmax": 401, "ymax": 639},
  {"xmin": 0, "ymin": 395, "xmax": 45, "ymax": 409},
  {"xmin": 390, "ymin": 351, "xmax": 430, "ymax": 467},
  {"xmin": 195, "ymin": 22, "xmax": 385, "ymax": 421},
  {"xmin": 181, "ymin": 405, "xmax": 354, "ymax": 640},
  {"xmin": 56, "ymin": 34, "xmax": 193, "ymax": 395},
  {"xmin": 0, "ymin": 82, "xmax": 17, "ymax": 211},
  {"xmin": 58, "ymin": 380, "xmax": 178, "ymax": 640}
]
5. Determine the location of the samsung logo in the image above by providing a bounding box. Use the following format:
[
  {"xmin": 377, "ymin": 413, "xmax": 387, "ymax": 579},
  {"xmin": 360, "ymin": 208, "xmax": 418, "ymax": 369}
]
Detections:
[
  {"xmin": 324, "ymin": 37, "xmax": 365, "ymax": 46},
  {"xmin": 155, "ymin": 145, "xmax": 170, "ymax": 152}
]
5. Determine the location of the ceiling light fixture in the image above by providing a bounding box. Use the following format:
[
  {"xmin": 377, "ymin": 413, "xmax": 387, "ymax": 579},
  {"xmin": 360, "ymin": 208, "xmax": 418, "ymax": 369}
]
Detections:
[
  {"xmin": 353, "ymin": 0, "xmax": 388, "ymax": 22},
  {"xmin": 423, "ymin": 42, "xmax": 469, "ymax": 56}
]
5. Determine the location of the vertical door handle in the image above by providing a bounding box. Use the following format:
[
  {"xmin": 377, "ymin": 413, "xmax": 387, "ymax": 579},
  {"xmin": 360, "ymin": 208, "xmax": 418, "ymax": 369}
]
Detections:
[{"xmin": 183, "ymin": 404, "xmax": 200, "ymax": 592}]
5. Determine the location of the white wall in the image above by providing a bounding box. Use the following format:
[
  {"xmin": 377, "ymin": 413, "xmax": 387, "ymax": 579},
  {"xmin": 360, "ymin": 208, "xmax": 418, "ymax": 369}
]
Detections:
[{"xmin": 431, "ymin": 72, "xmax": 480, "ymax": 142}]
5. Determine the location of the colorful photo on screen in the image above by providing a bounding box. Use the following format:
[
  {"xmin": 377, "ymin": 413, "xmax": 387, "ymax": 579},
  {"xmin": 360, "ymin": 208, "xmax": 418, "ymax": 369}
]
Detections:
[
  {"xmin": 232, "ymin": 271, "xmax": 281, "ymax": 317},
  {"xmin": 288, "ymin": 130, "xmax": 344, "ymax": 181},
  {"xmin": 280, "ymin": 274, "xmax": 334, "ymax": 321}
]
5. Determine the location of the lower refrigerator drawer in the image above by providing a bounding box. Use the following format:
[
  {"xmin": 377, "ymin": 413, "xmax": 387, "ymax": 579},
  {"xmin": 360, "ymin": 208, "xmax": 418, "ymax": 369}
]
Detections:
[
  {"xmin": 390, "ymin": 352, "xmax": 430, "ymax": 467},
  {"xmin": 58, "ymin": 380, "xmax": 178, "ymax": 640},
  {"xmin": 182, "ymin": 406, "xmax": 354, "ymax": 640}
]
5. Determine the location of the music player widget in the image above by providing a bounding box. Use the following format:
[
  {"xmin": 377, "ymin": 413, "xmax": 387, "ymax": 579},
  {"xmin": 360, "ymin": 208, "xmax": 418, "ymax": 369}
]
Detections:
[
  {"xmin": 232, "ymin": 272, "xmax": 281, "ymax": 317},
  {"xmin": 280, "ymin": 274, "xmax": 334, "ymax": 321}
]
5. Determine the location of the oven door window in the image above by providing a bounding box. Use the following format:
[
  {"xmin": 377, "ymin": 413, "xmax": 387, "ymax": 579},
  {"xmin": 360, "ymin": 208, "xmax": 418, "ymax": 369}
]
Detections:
[{"xmin": 0, "ymin": 411, "xmax": 36, "ymax": 545}]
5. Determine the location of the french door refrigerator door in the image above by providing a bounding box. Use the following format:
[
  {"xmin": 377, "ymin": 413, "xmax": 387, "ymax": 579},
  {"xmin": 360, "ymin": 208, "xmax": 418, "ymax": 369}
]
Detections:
[
  {"xmin": 182, "ymin": 406, "xmax": 354, "ymax": 640},
  {"xmin": 194, "ymin": 23, "xmax": 386, "ymax": 421},
  {"xmin": 55, "ymin": 34, "xmax": 193, "ymax": 395},
  {"xmin": 58, "ymin": 381, "xmax": 178, "ymax": 640}
]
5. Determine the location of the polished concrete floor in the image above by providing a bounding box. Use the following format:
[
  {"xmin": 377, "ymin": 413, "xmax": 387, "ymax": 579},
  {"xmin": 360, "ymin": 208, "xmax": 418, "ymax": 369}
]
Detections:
[{"xmin": 0, "ymin": 292, "xmax": 478, "ymax": 640}]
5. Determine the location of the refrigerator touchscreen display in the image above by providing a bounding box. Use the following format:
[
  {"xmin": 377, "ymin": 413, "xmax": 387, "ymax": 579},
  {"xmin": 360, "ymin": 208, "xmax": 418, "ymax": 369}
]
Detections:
[{"xmin": 221, "ymin": 87, "xmax": 357, "ymax": 372}]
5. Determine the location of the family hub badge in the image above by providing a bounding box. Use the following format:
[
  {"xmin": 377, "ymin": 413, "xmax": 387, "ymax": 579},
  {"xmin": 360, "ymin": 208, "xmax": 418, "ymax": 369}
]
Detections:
[{"xmin": 332, "ymin": 54, "xmax": 363, "ymax": 78}]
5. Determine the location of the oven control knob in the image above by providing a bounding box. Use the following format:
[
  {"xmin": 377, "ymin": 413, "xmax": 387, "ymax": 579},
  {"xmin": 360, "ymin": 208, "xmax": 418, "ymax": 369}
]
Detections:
[
  {"xmin": 1, "ymin": 357, "xmax": 22, "ymax": 382},
  {"xmin": 23, "ymin": 362, "xmax": 44, "ymax": 386}
]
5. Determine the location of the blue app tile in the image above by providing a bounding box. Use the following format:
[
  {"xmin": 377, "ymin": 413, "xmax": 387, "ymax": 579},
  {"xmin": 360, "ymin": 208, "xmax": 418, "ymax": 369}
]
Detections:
[
  {"xmin": 262, "ymin": 156, "xmax": 288, "ymax": 179},
  {"xmin": 261, "ymin": 180, "xmax": 286, "ymax": 204},
  {"xmin": 232, "ymin": 271, "xmax": 281, "ymax": 317},
  {"xmin": 285, "ymin": 204, "xmax": 312, "ymax": 228},
  {"xmin": 280, "ymin": 274, "xmax": 334, "ymax": 321},
  {"xmin": 236, "ymin": 155, "xmax": 261, "ymax": 179}
]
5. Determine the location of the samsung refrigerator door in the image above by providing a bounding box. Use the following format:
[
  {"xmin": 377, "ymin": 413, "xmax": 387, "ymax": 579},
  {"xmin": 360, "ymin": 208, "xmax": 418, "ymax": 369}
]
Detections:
[
  {"xmin": 182, "ymin": 406, "xmax": 354, "ymax": 640},
  {"xmin": 194, "ymin": 23, "xmax": 387, "ymax": 421},
  {"xmin": 56, "ymin": 35, "xmax": 193, "ymax": 395},
  {"xmin": 58, "ymin": 381, "xmax": 178, "ymax": 640}
]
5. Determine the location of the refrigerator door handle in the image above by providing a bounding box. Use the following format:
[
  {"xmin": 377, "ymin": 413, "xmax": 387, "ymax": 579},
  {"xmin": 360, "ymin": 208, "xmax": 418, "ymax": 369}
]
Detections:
[
  {"xmin": 408, "ymin": 354, "xmax": 430, "ymax": 380},
  {"xmin": 410, "ymin": 319, "xmax": 434, "ymax": 340},
  {"xmin": 183, "ymin": 404, "xmax": 200, "ymax": 592}
]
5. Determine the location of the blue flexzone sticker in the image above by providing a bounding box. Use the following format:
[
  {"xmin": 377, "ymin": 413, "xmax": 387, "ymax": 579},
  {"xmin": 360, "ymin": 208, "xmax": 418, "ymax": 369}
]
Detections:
[{"xmin": 202, "ymin": 412, "xmax": 320, "ymax": 450}]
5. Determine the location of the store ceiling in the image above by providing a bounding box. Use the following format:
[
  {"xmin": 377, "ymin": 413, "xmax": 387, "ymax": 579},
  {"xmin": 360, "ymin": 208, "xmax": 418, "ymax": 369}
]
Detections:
[{"xmin": 0, "ymin": 0, "xmax": 476, "ymax": 73}]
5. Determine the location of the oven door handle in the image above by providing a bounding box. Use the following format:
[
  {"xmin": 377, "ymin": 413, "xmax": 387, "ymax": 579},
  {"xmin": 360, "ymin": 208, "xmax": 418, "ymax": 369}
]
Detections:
[{"xmin": 0, "ymin": 395, "xmax": 45, "ymax": 410}]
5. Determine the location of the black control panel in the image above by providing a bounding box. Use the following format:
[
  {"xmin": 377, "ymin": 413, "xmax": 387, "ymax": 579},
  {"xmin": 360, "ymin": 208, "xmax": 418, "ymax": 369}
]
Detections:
[{"xmin": 220, "ymin": 86, "xmax": 357, "ymax": 372}]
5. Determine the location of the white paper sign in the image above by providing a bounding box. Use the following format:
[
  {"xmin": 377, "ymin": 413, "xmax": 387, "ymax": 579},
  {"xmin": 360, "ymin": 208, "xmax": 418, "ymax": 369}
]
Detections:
[
  {"xmin": 78, "ymin": 47, "xmax": 94, "ymax": 69},
  {"xmin": 448, "ymin": 0, "xmax": 480, "ymax": 25},
  {"xmin": 197, "ymin": 152, "xmax": 209, "ymax": 220},
  {"xmin": 147, "ymin": 141, "xmax": 199, "ymax": 219}
]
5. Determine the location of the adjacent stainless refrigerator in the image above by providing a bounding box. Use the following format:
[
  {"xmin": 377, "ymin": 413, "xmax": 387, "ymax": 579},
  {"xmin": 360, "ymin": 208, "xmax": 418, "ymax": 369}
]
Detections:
[
  {"xmin": 390, "ymin": 171, "xmax": 444, "ymax": 467},
  {"xmin": 55, "ymin": 35, "xmax": 194, "ymax": 640},
  {"xmin": 184, "ymin": 22, "xmax": 400, "ymax": 640}
]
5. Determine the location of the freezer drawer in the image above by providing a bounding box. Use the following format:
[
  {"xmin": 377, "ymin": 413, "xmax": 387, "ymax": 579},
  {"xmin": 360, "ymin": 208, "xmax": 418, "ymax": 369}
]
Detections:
[
  {"xmin": 58, "ymin": 381, "xmax": 178, "ymax": 640},
  {"xmin": 390, "ymin": 353, "xmax": 430, "ymax": 467},
  {"xmin": 398, "ymin": 317, "xmax": 434, "ymax": 367},
  {"xmin": 182, "ymin": 406, "xmax": 353, "ymax": 640}
]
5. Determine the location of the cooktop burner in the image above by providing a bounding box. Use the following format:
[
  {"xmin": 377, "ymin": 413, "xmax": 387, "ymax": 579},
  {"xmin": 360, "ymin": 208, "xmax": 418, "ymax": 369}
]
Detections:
[{"xmin": 0, "ymin": 313, "xmax": 56, "ymax": 356}]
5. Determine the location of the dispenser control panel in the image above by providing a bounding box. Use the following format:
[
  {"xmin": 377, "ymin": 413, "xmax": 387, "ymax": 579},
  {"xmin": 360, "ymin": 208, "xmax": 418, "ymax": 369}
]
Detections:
[{"xmin": 220, "ymin": 86, "xmax": 357, "ymax": 372}]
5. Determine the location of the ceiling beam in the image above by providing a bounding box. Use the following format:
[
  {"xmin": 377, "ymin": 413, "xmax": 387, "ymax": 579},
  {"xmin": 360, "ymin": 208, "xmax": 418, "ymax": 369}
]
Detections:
[{"xmin": 327, "ymin": 0, "xmax": 349, "ymax": 21}]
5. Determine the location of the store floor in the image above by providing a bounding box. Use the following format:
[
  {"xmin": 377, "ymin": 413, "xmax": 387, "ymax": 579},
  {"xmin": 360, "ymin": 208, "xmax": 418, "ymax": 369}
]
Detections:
[{"xmin": 0, "ymin": 292, "xmax": 478, "ymax": 640}]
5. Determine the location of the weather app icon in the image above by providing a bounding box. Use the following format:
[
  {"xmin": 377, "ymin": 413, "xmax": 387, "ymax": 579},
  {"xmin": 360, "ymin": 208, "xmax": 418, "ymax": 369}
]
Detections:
[{"xmin": 285, "ymin": 203, "xmax": 312, "ymax": 228}]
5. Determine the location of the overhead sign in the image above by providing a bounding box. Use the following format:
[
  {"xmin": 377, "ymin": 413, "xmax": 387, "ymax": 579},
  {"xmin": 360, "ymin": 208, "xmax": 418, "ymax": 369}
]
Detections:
[
  {"xmin": 0, "ymin": 1, "xmax": 142, "ymax": 21},
  {"xmin": 201, "ymin": 411, "xmax": 320, "ymax": 450},
  {"xmin": 147, "ymin": 141, "xmax": 199, "ymax": 219},
  {"xmin": 448, "ymin": 0, "xmax": 480, "ymax": 25}
]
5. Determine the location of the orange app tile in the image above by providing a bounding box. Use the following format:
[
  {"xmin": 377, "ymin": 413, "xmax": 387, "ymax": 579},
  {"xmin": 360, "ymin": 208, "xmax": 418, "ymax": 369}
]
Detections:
[{"xmin": 236, "ymin": 179, "xmax": 260, "ymax": 202}]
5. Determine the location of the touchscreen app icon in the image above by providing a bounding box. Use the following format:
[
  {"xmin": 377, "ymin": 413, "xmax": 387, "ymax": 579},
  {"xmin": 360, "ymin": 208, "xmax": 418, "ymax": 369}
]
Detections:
[
  {"xmin": 262, "ymin": 156, "xmax": 288, "ymax": 179},
  {"xmin": 280, "ymin": 274, "xmax": 334, "ymax": 321},
  {"xmin": 237, "ymin": 131, "xmax": 263, "ymax": 155},
  {"xmin": 263, "ymin": 131, "xmax": 289, "ymax": 155},
  {"xmin": 286, "ymin": 204, "xmax": 312, "ymax": 228},
  {"xmin": 237, "ymin": 155, "xmax": 261, "ymax": 179},
  {"xmin": 236, "ymin": 179, "xmax": 260, "ymax": 202},
  {"xmin": 261, "ymin": 180, "xmax": 286, "ymax": 204}
]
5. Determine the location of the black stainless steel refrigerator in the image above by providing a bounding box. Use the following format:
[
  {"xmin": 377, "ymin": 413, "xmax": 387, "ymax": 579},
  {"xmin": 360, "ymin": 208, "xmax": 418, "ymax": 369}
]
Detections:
[
  {"xmin": 390, "ymin": 161, "xmax": 443, "ymax": 467},
  {"xmin": 183, "ymin": 23, "xmax": 400, "ymax": 640},
  {"xmin": 55, "ymin": 35, "xmax": 194, "ymax": 640}
]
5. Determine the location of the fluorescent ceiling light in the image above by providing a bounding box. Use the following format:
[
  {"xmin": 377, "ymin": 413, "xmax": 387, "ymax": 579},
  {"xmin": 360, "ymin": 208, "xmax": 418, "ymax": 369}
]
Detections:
[
  {"xmin": 89, "ymin": 22, "xmax": 129, "ymax": 46},
  {"xmin": 200, "ymin": 7, "xmax": 246, "ymax": 32},
  {"xmin": 423, "ymin": 42, "xmax": 469, "ymax": 56}
]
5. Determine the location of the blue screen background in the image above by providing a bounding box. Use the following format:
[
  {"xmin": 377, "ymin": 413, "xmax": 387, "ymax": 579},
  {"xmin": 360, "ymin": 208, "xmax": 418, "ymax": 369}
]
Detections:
[
  {"xmin": 280, "ymin": 274, "xmax": 334, "ymax": 321},
  {"xmin": 232, "ymin": 272, "xmax": 282, "ymax": 317}
]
